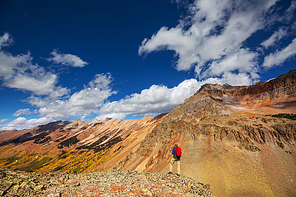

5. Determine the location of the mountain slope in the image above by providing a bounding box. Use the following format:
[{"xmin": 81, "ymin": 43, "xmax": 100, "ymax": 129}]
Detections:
[
  {"xmin": 0, "ymin": 116, "xmax": 161, "ymax": 174},
  {"xmin": 117, "ymin": 70, "xmax": 296, "ymax": 197}
]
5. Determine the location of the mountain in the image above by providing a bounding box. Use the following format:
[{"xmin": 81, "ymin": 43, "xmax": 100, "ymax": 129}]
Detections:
[
  {"xmin": 0, "ymin": 116, "xmax": 162, "ymax": 173},
  {"xmin": 0, "ymin": 69, "xmax": 295, "ymax": 196},
  {"xmin": 118, "ymin": 69, "xmax": 296, "ymax": 197}
]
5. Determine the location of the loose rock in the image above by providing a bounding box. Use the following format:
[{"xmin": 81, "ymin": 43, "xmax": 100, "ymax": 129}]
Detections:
[{"xmin": 0, "ymin": 168, "xmax": 212, "ymax": 196}]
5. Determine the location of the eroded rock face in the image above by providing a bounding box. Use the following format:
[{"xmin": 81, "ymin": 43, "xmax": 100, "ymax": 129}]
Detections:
[
  {"xmin": 123, "ymin": 114, "xmax": 296, "ymax": 167},
  {"xmin": 199, "ymin": 69, "xmax": 296, "ymax": 111}
]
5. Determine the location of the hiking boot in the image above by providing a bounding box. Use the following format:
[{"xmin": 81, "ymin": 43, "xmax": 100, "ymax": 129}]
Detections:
[{"xmin": 168, "ymin": 172, "xmax": 173, "ymax": 174}]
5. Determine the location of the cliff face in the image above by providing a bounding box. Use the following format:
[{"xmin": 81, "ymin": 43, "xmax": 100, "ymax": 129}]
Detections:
[
  {"xmin": 118, "ymin": 70, "xmax": 296, "ymax": 197},
  {"xmin": 0, "ymin": 70, "xmax": 296, "ymax": 197},
  {"xmin": 199, "ymin": 69, "xmax": 296, "ymax": 113}
]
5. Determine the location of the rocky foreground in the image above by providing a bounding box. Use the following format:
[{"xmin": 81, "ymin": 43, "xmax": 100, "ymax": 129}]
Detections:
[{"xmin": 0, "ymin": 168, "xmax": 212, "ymax": 196}]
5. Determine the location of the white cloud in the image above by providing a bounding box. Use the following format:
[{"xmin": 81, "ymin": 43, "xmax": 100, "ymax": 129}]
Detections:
[
  {"xmin": 0, "ymin": 117, "xmax": 53, "ymax": 131},
  {"xmin": 2, "ymin": 117, "xmax": 27, "ymax": 130},
  {"xmin": 0, "ymin": 51, "xmax": 32, "ymax": 80},
  {"xmin": 48, "ymin": 49, "xmax": 88, "ymax": 67},
  {"xmin": 88, "ymin": 73, "xmax": 113, "ymax": 89},
  {"xmin": 284, "ymin": 1, "xmax": 296, "ymax": 22},
  {"xmin": 288, "ymin": 0, "xmax": 296, "ymax": 12},
  {"xmin": 261, "ymin": 27, "xmax": 288, "ymax": 48},
  {"xmin": 0, "ymin": 33, "xmax": 117, "ymax": 124},
  {"xmin": 0, "ymin": 33, "xmax": 13, "ymax": 49},
  {"xmin": 13, "ymin": 108, "xmax": 31, "ymax": 117},
  {"xmin": 25, "ymin": 117, "xmax": 53, "ymax": 129},
  {"xmin": 263, "ymin": 37, "xmax": 296, "ymax": 67},
  {"xmin": 0, "ymin": 34, "xmax": 71, "ymax": 99},
  {"xmin": 139, "ymin": 0, "xmax": 278, "ymax": 81},
  {"xmin": 1, "ymin": 57, "xmax": 69, "ymax": 97},
  {"xmin": 27, "ymin": 73, "xmax": 116, "ymax": 120},
  {"xmin": 139, "ymin": 27, "xmax": 198, "ymax": 71},
  {"xmin": 97, "ymin": 79, "xmax": 200, "ymax": 120},
  {"xmin": 5, "ymin": 73, "xmax": 58, "ymax": 95},
  {"xmin": 0, "ymin": 119, "xmax": 8, "ymax": 124},
  {"xmin": 201, "ymin": 49, "xmax": 259, "ymax": 79},
  {"xmin": 96, "ymin": 72, "xmax": 253, "ymax": 120}
]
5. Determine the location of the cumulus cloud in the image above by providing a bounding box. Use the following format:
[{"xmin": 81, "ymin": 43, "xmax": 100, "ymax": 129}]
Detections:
[
  {"xmin": 0, "ymin": 33, "xmax": 118, "ymax": 126},
  {"xmin": 48, "ymin": 49, "xmax": 88, "ymax": 67},
  {"xmin": 0, "ymin": 50, "xmax": 32, "ymax": 80},
  {"xmin": 88, "ymin": 73, "xmax": 113, "ymax": 89},
  {"xmin": 263, "ymin": 37, "xmax": 296, "ymax": 67},
  {"xmin": 97, "ymin": 79, "xmax": 199, "ymax": 120},
  {"xmin": 0, "ymin": 119, "xmax": 8, "ymax": 124},
  {"xmin": 0, "ymin": 33, "xmax": 70, "ymax": 97},
  {"xmin": 139, "ymin": 0, "xmax": 280, "ymax": 80},
  {"xmin": 96, "ymin": 72, "xmax": 252, "ymax": 120},
  {"xmin": 5, "ymin": 73, "xmax": 60, "ymax": 95},
  {"xmin": 27, "ymin": 73, "xmax": 116, "ymax": 120},
  {"xmin": 201, "ymin": 49, "xmax": 259, "ymax": 79},
  {"xmin": 139, "ymin": 27, "xmax": 198, "ymax": 71},
  {"xmin": 13, "ymin": 108, "xmax": 31, "ymax": 117},
  {"xmin": 0, "ymin": 117, "xmax": 53, "ymax": 131}
]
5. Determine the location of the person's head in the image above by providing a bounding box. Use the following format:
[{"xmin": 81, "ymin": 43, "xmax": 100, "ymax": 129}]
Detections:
[{"xmin": 175, "ymin": 143, "xmax": 178, "ymax": 146}]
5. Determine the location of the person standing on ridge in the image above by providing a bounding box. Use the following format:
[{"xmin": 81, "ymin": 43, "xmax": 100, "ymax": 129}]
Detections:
[{"xmin": 169, "ymin": 143, "xmax": 182, "ymax": 175}]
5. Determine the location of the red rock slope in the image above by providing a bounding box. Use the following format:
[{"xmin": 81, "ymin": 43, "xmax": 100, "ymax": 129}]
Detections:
[
  {"xmin": 117, "ymin": 70, "xmax": 296, "ymax": 197},
  {"xmin": 0, "ymin": 116, "xmax": 162, "ymax": 174}
]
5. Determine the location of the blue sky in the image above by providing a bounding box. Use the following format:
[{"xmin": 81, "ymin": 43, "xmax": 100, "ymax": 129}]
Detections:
[{"xmin": 0, "ymin": 0, "xmax": 295, "ymax": 130}]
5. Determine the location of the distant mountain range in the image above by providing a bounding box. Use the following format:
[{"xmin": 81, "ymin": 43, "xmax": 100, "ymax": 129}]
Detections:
[{"xmin": 1, "ymin": 69, "xmax": 295, "ymax": 196}]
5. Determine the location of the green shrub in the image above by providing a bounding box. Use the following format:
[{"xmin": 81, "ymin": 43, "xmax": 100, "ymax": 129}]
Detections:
[{"xmin": 271, "ymin": 113, "xmax": 296, "ymax": 120}]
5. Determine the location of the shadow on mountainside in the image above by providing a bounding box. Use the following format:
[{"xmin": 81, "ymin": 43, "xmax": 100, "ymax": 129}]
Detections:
[{"xmin": 0, "ymin": 121, "xmax": 71, "ymax": 147}]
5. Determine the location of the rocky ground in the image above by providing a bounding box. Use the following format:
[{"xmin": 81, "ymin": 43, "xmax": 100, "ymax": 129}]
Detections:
[{"xmin": 0, "ymin": 168, "xmax": 212, "ymax": 196}]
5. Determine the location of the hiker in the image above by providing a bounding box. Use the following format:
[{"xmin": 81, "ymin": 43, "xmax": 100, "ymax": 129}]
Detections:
[{"xmin": 169, "ymin": 143, "xmax": 181, "ymax": 175}]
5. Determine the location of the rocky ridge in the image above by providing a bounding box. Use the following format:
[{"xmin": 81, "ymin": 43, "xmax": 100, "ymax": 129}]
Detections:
[
  {"xmin": 198, "ymin": 69, "xmax": 296, "ymax": 112},
  {"xmin": 0, "ymin": 168, "xmax": 212, "ymax": 196}
]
